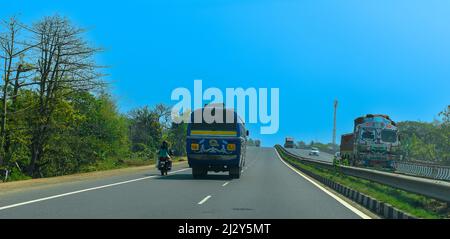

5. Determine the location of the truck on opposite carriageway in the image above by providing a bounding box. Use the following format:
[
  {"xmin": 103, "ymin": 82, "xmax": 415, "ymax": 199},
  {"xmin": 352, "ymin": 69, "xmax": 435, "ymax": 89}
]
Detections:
[
  {"xmin": 340, "ymin": 114, "xmax": 401, "ymax": 169},
  {"xmin": 284, "ymin": 137, "xmax": 294, "ymax": 148}
]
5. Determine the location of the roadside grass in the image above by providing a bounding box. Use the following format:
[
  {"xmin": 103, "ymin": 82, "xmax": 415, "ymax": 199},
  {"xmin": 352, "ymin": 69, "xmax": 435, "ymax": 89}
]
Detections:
[
  {"xmin": 275, "ymin": 146, "xmax": 449, "ymax": 219},
  {"xmin": 87, "ymin": 155, "xmax": 187, "ymax": 171},
  {"xmin": 2, "ymin": 156, "xmax": 188, "ymax": 183}
]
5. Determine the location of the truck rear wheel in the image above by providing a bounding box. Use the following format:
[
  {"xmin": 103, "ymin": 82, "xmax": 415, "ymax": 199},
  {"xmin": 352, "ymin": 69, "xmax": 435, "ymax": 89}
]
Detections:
[{"xmin": 229, "ymin": 167, "xmax": 241, "ymax": 179}]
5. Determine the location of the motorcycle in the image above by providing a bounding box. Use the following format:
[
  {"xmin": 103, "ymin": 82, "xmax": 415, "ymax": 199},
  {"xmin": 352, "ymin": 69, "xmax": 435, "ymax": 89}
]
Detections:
[{"xmin": 158, "ymin": 157, "xmax": 172, "ymax": 176}]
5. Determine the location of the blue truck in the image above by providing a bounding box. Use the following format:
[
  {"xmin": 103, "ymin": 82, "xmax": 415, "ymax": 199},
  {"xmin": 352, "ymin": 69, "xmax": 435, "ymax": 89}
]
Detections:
[{"xmin": 186, "ymin": 107, "xmax": 248, "ymax": 179}]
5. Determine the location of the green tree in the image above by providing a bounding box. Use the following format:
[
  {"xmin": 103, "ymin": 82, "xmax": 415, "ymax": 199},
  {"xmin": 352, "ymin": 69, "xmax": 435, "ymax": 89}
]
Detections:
[
  {"xmin": 128, "ymin": 106, "xmax": 162, "ymax": 158},
  {"xmin": 29, "ymin": 91, "xmax": 129, "ymax": 177},
  {"xmin": 25, "ymin": 16, "xmax": 104, "ymax": 177},
  {"xmin": 167, "ymin": 122, "xmax": 187, "ymax": 156},
  {"xmin": 247, "ymin": 138, "xmax": 255, "ymax": 146},
  {"xmin": 398, "ymin": 106, "xmax": 450, "ymax": 164}
]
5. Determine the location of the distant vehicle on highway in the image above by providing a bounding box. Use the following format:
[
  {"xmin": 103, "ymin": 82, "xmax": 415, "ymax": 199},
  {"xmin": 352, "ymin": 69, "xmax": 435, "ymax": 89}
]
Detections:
[
  {"xmin": 284, "ymin": 137, "xmax": 294, "ymax": 148},
  {"xmin": 333, "ymin": 152, "xmax": 341, "ymax": 164},
  {"xmin": 186, "ymin": 105, "xmax": 248, "ymax": 179},
  {"xmin": 255, "ymin": 140, "xmax": 261, "ymax": 147},
  {"xmin": 334, "ymin": 151, "xmax": 341, "ymax": 159},
  {"xmin": 340, "ymin": 114, "xmax": 400, "ymax": 169},
  {"xmin": 309, "ymin": 147, "xmax": 320, "ymax": 156}
]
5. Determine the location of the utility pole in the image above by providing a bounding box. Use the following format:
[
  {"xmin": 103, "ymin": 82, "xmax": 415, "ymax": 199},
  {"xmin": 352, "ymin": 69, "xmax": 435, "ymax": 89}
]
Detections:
[{"xmin": 332, "ymin": 99, "xmax": 338, "ymax": 150}]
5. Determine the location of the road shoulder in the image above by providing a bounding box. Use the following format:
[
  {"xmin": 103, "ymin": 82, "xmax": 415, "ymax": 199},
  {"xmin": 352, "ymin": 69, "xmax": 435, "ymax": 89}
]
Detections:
[
  {"xmin": 275, "ymin": 148, "xmax": 379, "ymax": 219},
  {"xmin": 0, "ymin": 161, "xmax": 188, "ymax": 196}
]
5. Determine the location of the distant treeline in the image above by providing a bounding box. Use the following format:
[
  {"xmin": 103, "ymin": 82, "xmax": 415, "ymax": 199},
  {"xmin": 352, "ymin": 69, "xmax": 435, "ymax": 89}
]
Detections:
[
  {"xmin": 295, "ymin": 141, "xmax": 337, "ymax": 155},
  {"xmin": 247, "ymin": 138, "xmax": 260, "ymax": 146},
  {"xmin": 0, "ymin": 15, "xmax": 186, "ymax": 181}
]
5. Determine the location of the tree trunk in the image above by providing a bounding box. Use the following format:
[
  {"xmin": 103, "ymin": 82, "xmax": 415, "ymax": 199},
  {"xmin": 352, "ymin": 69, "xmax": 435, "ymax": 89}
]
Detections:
[
  {"xmin": 28, "ymin": 141, "xmax": 41, "ymax": 177},
  {"xmin": 3, "ymin": 65, "xmax": 23, "ymax": 164},
  {"xmin": 0, "ymin": 61, "xmax": 10, "ymax": 159}
]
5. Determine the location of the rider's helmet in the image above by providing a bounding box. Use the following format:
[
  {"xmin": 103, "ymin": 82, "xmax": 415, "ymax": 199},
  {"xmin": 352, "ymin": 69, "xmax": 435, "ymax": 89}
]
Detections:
[{"xmin": 162, "ymin": 141, "xmax": 169, "ymax": 148}]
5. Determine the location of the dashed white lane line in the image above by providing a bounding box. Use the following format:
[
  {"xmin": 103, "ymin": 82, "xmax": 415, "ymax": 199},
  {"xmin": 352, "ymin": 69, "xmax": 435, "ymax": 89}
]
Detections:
[
  {"xmin": 0, "ymin": 168, "xmax": 190, "ymax": 212},
  {"xmin": 274, "ymin": 149, "xmax": 372, "ymax": 219},
  {"xmin": 198, "ymin": 195, "xmax": 212, "ymax": 205},
  {"xmin": 222, "ymin": 182, "xmax": 230, "ymax": 187}
]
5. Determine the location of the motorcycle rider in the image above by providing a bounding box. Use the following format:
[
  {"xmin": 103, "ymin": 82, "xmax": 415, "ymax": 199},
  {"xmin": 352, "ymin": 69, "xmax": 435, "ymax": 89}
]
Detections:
[{"xmin": 157, "ymin": 141, "xmax": 172, "ymax": 170}]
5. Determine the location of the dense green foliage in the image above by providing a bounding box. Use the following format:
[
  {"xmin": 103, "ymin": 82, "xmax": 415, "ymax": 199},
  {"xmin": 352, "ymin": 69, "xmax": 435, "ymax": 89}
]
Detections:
[
  {"xmin": 0, "ymin": 88, "xmax": 132, "ymax": 178},
  {"xmin": 0, "ymin": 88, "xmax": 186, "ymax": 180},
  {"xmin": 128, "ymin": 106, "xmax": 163, "ymax": 158},
  {"xmin": 167, "ymin": 122, "xmax": 187, "ymax": 156},
  {"xmin": 397, "ymin": 106, "xmax": 450, "ymax": 164},
  {"xmin": 0, "ymin": 16, "xmax": 186, "ymax": 181}
]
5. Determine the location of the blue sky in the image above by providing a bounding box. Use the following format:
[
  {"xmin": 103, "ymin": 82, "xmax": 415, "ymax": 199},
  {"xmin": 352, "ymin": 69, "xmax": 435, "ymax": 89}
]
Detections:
[{"xmin": 2, "ymin": 0, "xmax": 450, "ymax": 146}]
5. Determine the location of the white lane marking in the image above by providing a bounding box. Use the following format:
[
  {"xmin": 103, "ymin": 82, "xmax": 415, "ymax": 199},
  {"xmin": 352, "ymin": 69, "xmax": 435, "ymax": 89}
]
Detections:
[
  {"xmin": 0, "ymin": 168, "xmax": 190, "ymax": 212},
  {"xmin": 198, "ymin": 195, "xmax": 212, "ymax": 205},
  {"xmin": 241, "ymin": 166, "xmax": 248, "ymax": 173},
  {"xmin": 222, "ymin": 182, "xmax": 230, "ymax": 187},
  {"xmin": 274, "ymin": 149, "xmax": 371, "ymax": 219}
]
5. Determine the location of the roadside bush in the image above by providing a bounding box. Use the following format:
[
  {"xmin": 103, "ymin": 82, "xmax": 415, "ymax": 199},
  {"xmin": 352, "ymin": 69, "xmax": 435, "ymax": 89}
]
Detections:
[{"xmin": 5, "ymin": 168, "xmax": 32, "ymax": 182}]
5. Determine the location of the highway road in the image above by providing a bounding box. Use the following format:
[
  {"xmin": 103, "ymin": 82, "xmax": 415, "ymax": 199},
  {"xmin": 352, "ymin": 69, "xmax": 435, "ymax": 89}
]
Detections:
[
  {"xmin": 286, "ymin": 148, "xmax": 334, "ymax": 164},
  {"xmin": 287, "ymin": 147, "xmax": 450, "ymax": 182},
  {"xmin": 0, "ymin": 147, "xmax": 368, "ymax": 219}
]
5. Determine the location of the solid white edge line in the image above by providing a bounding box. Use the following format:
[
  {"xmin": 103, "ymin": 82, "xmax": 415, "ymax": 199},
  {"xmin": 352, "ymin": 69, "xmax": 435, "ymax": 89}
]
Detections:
[
  {"xmin": 198, "ymin": 195, "xmax": 212, "ymax": 205},
  {"xmin": 0, "ymin": 168, "xmax": 190, "ymax": 212},
  {"xmin": 274, "ymin": 149, "xmax": 371, "ymax": 219}
]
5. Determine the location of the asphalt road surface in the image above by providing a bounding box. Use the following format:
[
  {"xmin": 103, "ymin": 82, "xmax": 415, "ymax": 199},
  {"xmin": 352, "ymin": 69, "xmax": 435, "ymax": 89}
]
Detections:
[
  {"xmin": 0, "ymin": 147, "xmax": 367, "ymax": 219},
  {"xmin": 286, "ymin": 148, "xmax": 335, "ymax": 164}
]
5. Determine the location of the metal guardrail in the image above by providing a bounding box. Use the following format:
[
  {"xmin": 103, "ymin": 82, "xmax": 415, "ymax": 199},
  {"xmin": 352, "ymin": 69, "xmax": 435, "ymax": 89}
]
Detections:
[
  {"xmin": 393, "ymin": 161, "xmax": 450, "ymax": 181},
  {"xmin": 276, "ymin": 145, "xmax": 450, "ymax": 203}
]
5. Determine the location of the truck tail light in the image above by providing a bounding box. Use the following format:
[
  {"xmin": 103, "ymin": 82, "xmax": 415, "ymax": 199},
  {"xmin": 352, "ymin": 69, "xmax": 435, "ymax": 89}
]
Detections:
[
  {"xmin": 227, "ymin": 144, "xmax": 236, "ymax": 151},
  {"xmin": 191, "ymin": 143, "xmax": 199, "ymax": 151}
]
